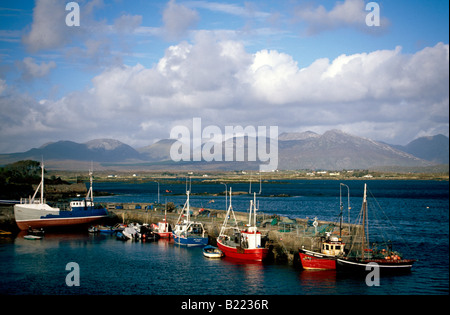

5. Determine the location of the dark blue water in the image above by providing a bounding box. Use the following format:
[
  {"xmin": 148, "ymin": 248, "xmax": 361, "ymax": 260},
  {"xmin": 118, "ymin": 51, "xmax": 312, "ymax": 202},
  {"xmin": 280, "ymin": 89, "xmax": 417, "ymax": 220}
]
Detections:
[{"xmin": 1, "ymin": 180, "xmax": 448, "ymax": 295}]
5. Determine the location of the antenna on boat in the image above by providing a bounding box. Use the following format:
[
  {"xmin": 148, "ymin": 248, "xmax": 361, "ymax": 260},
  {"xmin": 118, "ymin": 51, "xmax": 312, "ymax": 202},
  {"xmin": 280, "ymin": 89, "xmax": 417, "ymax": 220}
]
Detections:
[
  {"xmin": 340, "ymin": 183, "xmax": 351, "ymax": 224},
  {"xmin": 362, "ymin": 183, "xmax": 367, "ymax": 260},
  {"xmin": 87, "ymin": 161, "xmax": 94, "ymax": 203},
  {"xmin": 31, "ymin": 159, "xmax": 45, "ymax": 204}
]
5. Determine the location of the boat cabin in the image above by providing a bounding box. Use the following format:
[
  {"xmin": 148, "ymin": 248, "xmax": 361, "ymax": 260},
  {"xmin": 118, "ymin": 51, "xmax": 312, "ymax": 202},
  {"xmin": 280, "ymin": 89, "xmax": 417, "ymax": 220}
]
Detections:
[
  {"xmin": 321, "ymin": 235, "xmax": 345, "ymax": 256},
  {"xmin": 173, "ymin": 220, "xmax": 205, "ymax": 236},
  {"xmin": 241, "ymin": 226, "xmax": 263, "ymax": 249},
  {"xmin": 158, "ymin": 220, "xmax": 169, "ymax": 233},
  {"xmin": 70, "ymin": 199, "xmax": 94, "ymax": 210}
]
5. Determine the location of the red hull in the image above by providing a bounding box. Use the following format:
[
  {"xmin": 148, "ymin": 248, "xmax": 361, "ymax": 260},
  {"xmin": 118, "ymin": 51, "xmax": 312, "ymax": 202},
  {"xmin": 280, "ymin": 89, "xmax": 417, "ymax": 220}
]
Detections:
[
  {"xmin": 156, "ymin": 232, "xmax": 171, "ymax": 238},
  {"xmin": 217, "ymin": 240, "xmax": 268, "ymax": 261},
  {"xmin": 299, "ymin": 250, "xmax": 337, "ymax": 270},
  {"xmin": 16, "ymin": 216, "xmax": 105, "ymax": 230}
]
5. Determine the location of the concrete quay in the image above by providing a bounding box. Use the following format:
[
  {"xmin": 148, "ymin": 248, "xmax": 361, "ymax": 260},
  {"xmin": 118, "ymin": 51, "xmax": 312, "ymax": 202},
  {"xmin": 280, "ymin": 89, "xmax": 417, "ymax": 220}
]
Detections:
[{"xmin": 107, "ymin": 202, "xmax": 361, "ymax": 264}]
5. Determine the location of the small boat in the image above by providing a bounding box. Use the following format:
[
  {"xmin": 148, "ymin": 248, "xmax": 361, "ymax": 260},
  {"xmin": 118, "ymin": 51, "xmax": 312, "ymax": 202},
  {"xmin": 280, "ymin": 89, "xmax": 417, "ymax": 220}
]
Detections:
[
  {"xmin": 299, "ymin": 185, "xmax": 347, "ymax": 270},
  {"xmin": 336, "ymin": 184, "xmax": 416, "ymax": 274},
  {"xmin": 141, "ymin": 231, "xmax": 161, "ymax": 242},
  {"xmin": 115, "ymin": 231, "xmax": 128, "ymax": 241},
  {"xmin": 154, "ymin": 207, "xmax": 171, "ymax": 238},
  {"xmin": 96, "ymin": 225, "xmax": 115, "ymax": 234},
  {"xmin": 122, "ymin": 226, "xmax": 139, "ymax": 240},
  {"xmin": 217, "ymin": 189, "xmax": 268, "ymax": 261},
  {"xmin": 139, "ymin": 224, "xmax": 160, "ymax": 242},
  {"xmin": 299, "ymin": 233, "xmax": 345, "ymax": 270},
  {"xmin": 172, "ymin": 190, "xmax": 208, "ymax": 247},
  {"xmin": 88, "ymin": 225, "xmax": 99, "ymax": 233},
  {"xmin": 27, "ymin": 227, "xmax": 45, "ymax": 236},
  {"xmin": 203, "ymin": 245, "xmax": 224, "ymax": 259},
  {"xmin": 24, "ymin": 235, "xmax": 42, "ymax": 240}
]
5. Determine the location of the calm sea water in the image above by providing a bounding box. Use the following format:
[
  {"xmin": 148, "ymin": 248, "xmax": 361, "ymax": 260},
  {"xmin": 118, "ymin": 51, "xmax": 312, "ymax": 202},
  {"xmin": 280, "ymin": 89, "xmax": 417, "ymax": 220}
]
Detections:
[{"xmin": 1, "ymin": 180, "xmax": 448, "ymax": 296}]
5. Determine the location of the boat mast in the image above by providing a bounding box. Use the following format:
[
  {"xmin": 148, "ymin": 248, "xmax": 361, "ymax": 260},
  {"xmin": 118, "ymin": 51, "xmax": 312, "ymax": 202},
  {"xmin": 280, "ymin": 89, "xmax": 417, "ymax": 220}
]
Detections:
[
  {"xmin": 40, "ymin": 160, "xmax": 44, "ymax": 203},
  {"xmin": 86, "ymin": 167, "xmax": 94, "ymax": 202},
  {"xmin": 30, "ymin": 160, "xmax": 44, "ymax": 204},
  {"xmin": 186, "ymin": 190, "xmax": 190, "ymax": 222},
  {"xmin": 253, "ymin": 192, "xmax": 257, "ymax": 228},
  {"xmin": 361, "ymin": 183, "xmax": 367, "ymax": 259},
  {"xmin": 219, "ymin": 188, "xmax": 238, "ymax": 237}
]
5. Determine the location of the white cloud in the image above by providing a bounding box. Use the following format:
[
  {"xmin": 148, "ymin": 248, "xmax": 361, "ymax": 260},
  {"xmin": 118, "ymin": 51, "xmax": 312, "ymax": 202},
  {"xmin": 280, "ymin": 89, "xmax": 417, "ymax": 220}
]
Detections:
[
  {"xmin": 17, "ymin": 57, "xmax": 56, "ymax": 80},
  {"xmin": 22, "ymin": 0, "xmax": 73, "ymax": 52},
  {"xmin": 295, "ymin": 0, "xmax": 389, "ymax": 35},
  {"xmin": 0, "ymin": 38, "xmax": 448, "ymax": 152},
  {"xmin": 162, "ymin": 0, "xmax": 199, "ymax": 40}
]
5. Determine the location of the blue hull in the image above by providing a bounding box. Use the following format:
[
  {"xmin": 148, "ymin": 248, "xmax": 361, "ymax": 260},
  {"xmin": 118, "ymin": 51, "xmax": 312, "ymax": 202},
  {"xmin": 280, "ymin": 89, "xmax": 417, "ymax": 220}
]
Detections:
[{"xmin": 172, "ymin": 232, "xmax": 208, "ymax": 247}]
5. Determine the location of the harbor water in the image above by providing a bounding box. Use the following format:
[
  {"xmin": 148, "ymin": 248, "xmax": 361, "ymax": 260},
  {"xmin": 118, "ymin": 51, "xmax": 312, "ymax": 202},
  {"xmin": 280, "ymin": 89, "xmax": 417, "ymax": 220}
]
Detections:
[{"xmin": 0, "ymin": 180, "xmax": 448, "ymax": 295}]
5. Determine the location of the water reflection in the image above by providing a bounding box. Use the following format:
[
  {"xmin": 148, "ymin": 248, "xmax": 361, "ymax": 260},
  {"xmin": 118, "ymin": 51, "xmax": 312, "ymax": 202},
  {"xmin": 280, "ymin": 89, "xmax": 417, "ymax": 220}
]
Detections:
[
  {"xmin": 221, "ymin": 257, "xmax": 265, "ymax": 294},
  {"xmin": 297, "ymin": 270, "xmax": 338, "ymax": 294}
]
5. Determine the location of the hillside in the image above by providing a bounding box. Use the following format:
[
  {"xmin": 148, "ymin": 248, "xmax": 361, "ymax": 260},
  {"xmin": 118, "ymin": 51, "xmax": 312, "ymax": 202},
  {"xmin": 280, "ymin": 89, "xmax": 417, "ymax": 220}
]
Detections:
[{"xmin": 0, "ymin": 131, "xmax": 447, "ymax": 171}]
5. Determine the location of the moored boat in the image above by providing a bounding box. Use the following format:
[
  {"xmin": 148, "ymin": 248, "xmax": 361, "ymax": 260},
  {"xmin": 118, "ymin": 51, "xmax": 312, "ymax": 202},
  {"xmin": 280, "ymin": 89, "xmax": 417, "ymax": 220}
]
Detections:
[
  {"xmin": 172, "ymin": 190, "xmax": 208, "ymax": 247},
  {"xmin": 154, "ymin": 207, "xmax": 171, "ymax": 238},
  {"xmin": 336, "ymin": 184, "xmax": 416, "ymax": 274},
  {"xmin": 24, "ymin": 235, "xmax": 43, "ymax": 240},
  {"xmin": 299, "ymin": 185, "xmax": 347, "ymax": 270},
  {"xmin": 299, "ymin": 233, "xmax": 345, "ymax": 270},
  {"xmin": 217, "ymin": 189, "xmax": 268, "ymax": 261},
  {"xmin": 14, "ymin": 164, "xmax": 108, "ymax": 230},
  {"xmin": 203, "ymin": 245, "xmax": 224, "ymax": 258}
]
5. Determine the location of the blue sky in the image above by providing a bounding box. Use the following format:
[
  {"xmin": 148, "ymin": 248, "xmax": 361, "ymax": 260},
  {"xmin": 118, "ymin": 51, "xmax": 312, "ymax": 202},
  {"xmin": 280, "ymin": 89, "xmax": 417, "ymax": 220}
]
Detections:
[{"xmin": 0, "ymin": 0, "xmax": 448, "ymax": 153}]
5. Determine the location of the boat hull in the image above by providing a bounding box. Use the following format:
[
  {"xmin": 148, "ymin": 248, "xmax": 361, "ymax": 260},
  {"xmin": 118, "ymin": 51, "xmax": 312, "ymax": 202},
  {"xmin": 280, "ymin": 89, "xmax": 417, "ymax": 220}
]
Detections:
[
  {"xmin": 172, "ymin": 232, "xmax": 208, "ymax": 246},
  {"xmin": 156, "ymin": 232, "xmax": 172, "ymax": 238},
  {"xmin": 336, "ymin": 258, "xmax": 416, "ymax": 274},
  {"xmin": 299, "ymin": 249, "xmax": 337, "ymax": 270},
  {"xmin": 217, "ymin": 240, "xmax": 268, "ymax": 261},
  {"xmin": 203, "ymin": 246, "xmax": 224, "ymax": 258},
  {"xmin": 14, "ymin": 204, "xmax": 107, "ymax": 230}
]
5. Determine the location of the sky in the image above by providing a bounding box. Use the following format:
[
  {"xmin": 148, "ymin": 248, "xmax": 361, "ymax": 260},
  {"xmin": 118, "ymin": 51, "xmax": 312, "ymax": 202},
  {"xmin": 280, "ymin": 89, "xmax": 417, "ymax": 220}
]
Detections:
[{"xmin": 0, "ymin": 0, "xmax": 448, "ymax": 153}]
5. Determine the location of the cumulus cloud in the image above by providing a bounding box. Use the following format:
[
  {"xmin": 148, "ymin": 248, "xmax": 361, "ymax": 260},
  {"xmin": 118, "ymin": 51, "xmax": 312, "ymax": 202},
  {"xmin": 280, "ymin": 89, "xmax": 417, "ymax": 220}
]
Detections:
[{"xmin": 1, "ymin": 37, "xmax": 448, "ymax": 152}]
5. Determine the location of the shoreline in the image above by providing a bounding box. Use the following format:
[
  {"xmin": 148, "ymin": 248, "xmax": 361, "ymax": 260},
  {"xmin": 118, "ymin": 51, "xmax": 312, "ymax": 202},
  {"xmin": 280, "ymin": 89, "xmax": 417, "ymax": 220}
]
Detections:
[{"xmin": 49, "ymin": 169, "xmax": 449, "ymax": 183}]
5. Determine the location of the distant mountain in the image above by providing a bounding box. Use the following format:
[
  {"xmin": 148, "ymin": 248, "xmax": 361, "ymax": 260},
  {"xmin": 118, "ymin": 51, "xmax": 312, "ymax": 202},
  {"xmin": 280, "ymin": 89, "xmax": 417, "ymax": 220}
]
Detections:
[
  {"xmin": 278, "ymin": 131, "xmax": 320, "ymax": 141},
  {"xmin": 0, "ymin": 131, "xmax": 446, "ymax": 171},
  {"xmin": 392, "ymin": 134, "xmax": 449, "ymax": 165},
  {"xmin": 137, "ymin": 139, "xmax": 177, "ymax": 161},
  {"xmin": 277, "ymin": 130, "xmax": 432, "ymax": 170},
  {"xmin": 0, "ymin": 139, "xmax": 142, "ymax": 164}
]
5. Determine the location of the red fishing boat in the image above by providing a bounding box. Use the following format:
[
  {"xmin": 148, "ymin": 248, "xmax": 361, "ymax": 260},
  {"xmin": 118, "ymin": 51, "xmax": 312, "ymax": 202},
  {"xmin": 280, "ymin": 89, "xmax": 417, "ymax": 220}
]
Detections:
[
  {"xmin": 299, "ymin": 234, "xmax": 345, "ymax": 270},
  {"xmin": 217, "ymin": 189, "xmax": 268, "ymax": 261},
  {"xmin": 153, "ymin": 219, "xmax": 171, "ymax": 238},
  {"xmin": 153, "ymin": 207, "xmax": 171, "ymax": 238}
]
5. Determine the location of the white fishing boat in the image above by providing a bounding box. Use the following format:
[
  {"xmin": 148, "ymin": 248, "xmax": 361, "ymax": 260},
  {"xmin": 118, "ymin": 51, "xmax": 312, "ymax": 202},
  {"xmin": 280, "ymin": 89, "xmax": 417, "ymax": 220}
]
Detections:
[{"xmin": 14, "ymin": 163, "xmax": 108, "ymax": 230}]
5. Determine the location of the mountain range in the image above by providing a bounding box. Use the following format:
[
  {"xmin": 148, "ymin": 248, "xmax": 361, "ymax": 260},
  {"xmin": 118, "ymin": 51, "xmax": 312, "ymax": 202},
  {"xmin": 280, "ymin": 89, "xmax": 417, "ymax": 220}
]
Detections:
[{"xmin": 0, "ymin": 131, "xmax": 447, "ymax": 171}]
